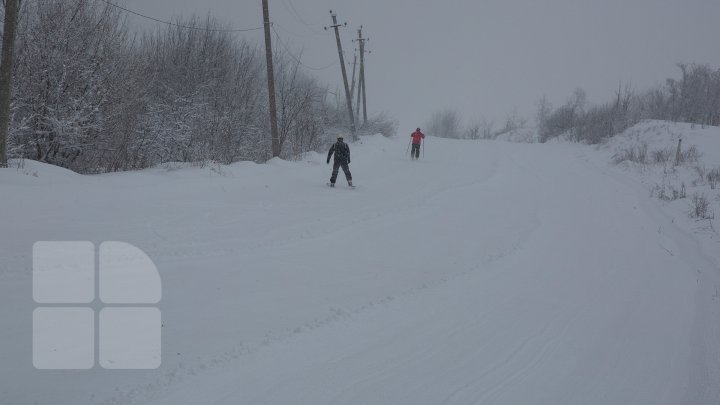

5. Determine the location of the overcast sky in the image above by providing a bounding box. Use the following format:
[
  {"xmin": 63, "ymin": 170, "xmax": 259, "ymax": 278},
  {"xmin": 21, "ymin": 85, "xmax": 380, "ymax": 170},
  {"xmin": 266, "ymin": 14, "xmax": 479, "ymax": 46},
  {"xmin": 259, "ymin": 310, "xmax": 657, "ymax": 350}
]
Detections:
[{"xmin": 123, "ymin": 0, "xmax": 720, "ymax": 135}]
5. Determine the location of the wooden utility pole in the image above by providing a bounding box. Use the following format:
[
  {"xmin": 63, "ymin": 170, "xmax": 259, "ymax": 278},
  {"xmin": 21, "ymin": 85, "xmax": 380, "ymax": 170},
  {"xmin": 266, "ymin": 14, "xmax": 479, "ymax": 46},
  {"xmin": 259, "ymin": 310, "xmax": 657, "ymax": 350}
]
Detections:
[
  {"xmin": 350, "ymin": 53, "xmax": 357, "ymax": 105},
  {"xmin": 0, "ymin": 0, "xmax": 20, "ymax": 167},
  {"xmin": 357, "ymin": 26, "xmax": 368, "ymax": 125},
  {"xmin": 355, "ymin": 56, "xmax": 362, "ymax": 122},
  {"xmin": 262, "ymin": 0, "xmax": 280, "ymax": 157},
  {"xmin": 325, "ymin": 11, "xmax": 356, "ymax": 140}
]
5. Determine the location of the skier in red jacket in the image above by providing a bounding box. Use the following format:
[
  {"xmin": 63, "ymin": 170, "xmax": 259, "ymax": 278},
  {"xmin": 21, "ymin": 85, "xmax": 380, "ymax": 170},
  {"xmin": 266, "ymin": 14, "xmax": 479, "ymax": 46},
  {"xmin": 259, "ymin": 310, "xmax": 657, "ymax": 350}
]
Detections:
[{"xmin": 410, "ymin": 128, "xmax": 425, "ymax": 160}]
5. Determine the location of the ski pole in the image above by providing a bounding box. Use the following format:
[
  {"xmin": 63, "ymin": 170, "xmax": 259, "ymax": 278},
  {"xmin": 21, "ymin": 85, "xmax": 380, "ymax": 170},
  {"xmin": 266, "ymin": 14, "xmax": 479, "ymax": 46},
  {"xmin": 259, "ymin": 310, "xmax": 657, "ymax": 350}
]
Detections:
[
  {"xmin": 422, "ymin": 140, "xmax": 425, "ymax": 158},
  {"xmin": 406, "ymin": 140, "xmax": 411, "ymax": 156}
]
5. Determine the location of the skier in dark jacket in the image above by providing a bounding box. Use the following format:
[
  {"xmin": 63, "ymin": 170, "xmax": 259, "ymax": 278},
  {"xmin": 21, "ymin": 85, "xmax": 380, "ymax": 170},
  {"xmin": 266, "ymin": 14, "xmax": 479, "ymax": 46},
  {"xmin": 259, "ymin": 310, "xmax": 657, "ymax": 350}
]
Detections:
[
  {"xmin": 410, "ymin": 128, "xmax": 425, "ymax": 160},
  {"xmin": 327, "ymin": 135, "xmax": 352, "ymax": 187}
]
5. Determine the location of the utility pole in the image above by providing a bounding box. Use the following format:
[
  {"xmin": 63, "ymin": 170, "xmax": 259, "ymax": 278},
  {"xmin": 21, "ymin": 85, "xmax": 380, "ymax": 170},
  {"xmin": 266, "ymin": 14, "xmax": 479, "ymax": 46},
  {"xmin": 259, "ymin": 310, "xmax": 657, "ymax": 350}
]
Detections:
[
  {"xmin": 262, "ymin": 0, "xmax": 280, "ymax": 157},
  {"xmin": 357, "ymin": 26, "xmax": 369, "ymax": 125},
  {"xmin": 0, "ymin": 0, "xmax": 20, "ymax": 167},
  {"xmin": 325, "ymin": 10, "xmax": 356, "ymax": 140},
  {"xmin": 355, "ymin": 56, "xmax": 362, "ymax": 124},
  {"xmin": 349, "ymin": 53, "xmax": 357, "ymax": 106}
]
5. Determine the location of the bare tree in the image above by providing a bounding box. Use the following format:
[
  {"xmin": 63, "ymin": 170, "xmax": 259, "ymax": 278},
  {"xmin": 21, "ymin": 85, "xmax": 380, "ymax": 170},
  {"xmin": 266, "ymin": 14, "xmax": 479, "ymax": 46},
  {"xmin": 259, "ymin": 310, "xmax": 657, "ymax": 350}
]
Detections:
[
  {"xmin": 10, "ymin": 0, "xmax": 130, "ymax": 171},
  {"xmin": 464, "ymin": 123, "xmax": 480, "ymax": 140},
  {"xmin": 498, "ymin": 109, "xmax": 526, "ymax": 136},
  {"xmin": 536, "ymin": 96, "xmax": 552, "ymax": 142},
  {"xmin": 0, "ymin": 0, "xmax": 20, "ymax": 167},
  {"xmin": 275, "ymin": 53, "xmax": 325, "ymax": 158},
  {"xmin": 426, "ymin": 109, "xmax": 462, "ymax": 139},
  {"xmin": 3, "ymin": 0, "xmax": 393, "ymax": 172}
]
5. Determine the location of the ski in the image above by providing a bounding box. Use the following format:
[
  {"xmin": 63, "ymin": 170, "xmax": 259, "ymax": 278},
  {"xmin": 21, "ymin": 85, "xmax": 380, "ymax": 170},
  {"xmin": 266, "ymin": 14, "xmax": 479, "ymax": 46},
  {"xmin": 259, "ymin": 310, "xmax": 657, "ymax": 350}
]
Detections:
[{"xmin": 327, "ymin": 183, "xmax": 356, "ymax": 189}]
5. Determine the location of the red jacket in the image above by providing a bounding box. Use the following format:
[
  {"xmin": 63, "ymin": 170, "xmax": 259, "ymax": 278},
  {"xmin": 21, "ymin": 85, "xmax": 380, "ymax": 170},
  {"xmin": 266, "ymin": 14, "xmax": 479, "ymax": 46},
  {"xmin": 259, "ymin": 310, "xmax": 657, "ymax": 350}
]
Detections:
[{"xmin": 411, "ymin": 130, "xmax": 425, "ymax": 145}]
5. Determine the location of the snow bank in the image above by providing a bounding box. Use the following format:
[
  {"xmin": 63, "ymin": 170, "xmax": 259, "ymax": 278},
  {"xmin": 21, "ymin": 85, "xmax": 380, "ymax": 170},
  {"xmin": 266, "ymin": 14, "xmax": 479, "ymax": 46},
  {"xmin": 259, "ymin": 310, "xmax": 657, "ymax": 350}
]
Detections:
[
  {"xmin": 0, "ymin": 159, "xmax": 82, "ymax": 185},
  {"xmin": 606, "ymin": 120, "xmax": 720, "ymax": 164},
  {"xmin": 597, "ymin": 120, "xmax": 720, "ymax": 230}
]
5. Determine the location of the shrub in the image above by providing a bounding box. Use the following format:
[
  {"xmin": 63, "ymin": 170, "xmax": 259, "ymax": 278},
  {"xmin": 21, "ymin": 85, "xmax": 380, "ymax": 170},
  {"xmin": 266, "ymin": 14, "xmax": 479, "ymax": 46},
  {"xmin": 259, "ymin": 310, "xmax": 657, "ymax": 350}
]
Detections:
[
  {"xmin": 653, "ymin": 181, "xmax": 686, "ymax": 201},
  {"xmin": 651, "ymin": 148, "xmax": 673, "ymax": 164},
  {"xmin": 359, "ymin": 113, "xmax": 398, "ymax": 137},
  {"xmin": 677, "ymin": 145, "xmax": 702, "ymax": 165},
  {"xmin": 690, "ymin": 192, "xmax": 713, "ymax": 219},
  {"xmin": 707, "ymin": 166, "xmax": 720, "ymax": 190},
  {"xmin": 612, "ymin": 143, "xmax": 648, "ymax": 165},
  {"xmin": 425, "ymin": 109, "xmax": 462, "ymax": 139}
]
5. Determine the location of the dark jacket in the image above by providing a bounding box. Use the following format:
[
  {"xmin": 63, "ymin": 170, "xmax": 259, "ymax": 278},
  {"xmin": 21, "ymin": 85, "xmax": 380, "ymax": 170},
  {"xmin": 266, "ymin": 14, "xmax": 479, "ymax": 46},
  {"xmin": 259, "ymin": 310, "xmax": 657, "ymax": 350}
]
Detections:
[{"xmin": 327, "ymin": 140, "xmax": 350, "ymax": 164}]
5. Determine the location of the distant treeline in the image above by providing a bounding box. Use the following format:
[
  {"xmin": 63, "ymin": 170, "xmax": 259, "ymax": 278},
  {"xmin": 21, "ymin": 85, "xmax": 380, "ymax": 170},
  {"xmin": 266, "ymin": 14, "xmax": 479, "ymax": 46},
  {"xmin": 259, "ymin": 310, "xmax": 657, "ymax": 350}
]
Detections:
[
  {"xmin": 424, "ymin": 63, "xmax": 720, "ymax": 143},
  {"xmin": 1, "ymin": 0, "xmax": 394, "ymax": 173},
  {"xmin": 537, "ymin": 63, "xmax": 720, "ymax": 143}
]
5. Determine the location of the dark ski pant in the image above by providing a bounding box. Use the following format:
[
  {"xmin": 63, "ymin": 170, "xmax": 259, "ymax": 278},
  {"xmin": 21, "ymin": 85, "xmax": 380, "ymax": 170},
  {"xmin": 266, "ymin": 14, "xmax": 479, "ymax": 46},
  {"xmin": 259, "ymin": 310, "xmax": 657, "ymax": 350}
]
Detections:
[
  {"xmin": 330, "ymin": 161, "xmax": 352, "ymax": 184},
  {"xmin": 411, "ymin": 143, "xmax": 421, "ymax": 159}
]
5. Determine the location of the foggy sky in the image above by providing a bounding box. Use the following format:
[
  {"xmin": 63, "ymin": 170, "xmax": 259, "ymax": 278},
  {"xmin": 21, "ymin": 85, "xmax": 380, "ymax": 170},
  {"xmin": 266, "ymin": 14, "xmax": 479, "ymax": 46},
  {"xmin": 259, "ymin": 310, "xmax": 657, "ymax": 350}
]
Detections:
[{"xmin": 123, "ymin": 0, "xmax": 720, "ymax": 135}]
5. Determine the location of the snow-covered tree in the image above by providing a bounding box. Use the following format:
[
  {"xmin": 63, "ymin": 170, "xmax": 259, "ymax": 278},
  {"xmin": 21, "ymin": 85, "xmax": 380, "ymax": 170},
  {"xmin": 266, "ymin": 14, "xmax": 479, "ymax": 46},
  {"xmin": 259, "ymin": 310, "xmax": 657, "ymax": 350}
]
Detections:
[
  {"xmin": 10, "ymin": 0, "xmax": 131, "ymax": 171},
  {"xmin": 4, "ymin": 0, "xmax": 352, "ymax": 172}
]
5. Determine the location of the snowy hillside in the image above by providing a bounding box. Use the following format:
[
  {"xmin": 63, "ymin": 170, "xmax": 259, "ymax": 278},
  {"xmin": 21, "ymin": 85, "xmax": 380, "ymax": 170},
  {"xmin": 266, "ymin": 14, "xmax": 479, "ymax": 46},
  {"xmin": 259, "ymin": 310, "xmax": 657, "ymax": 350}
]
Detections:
[
  {"xmin": 1, "ymin": 127, "xmax": 719, "ymax": 405},
  {"xmin": 599, "ymin": 121, "xmax": 720, "ymax": 250}
]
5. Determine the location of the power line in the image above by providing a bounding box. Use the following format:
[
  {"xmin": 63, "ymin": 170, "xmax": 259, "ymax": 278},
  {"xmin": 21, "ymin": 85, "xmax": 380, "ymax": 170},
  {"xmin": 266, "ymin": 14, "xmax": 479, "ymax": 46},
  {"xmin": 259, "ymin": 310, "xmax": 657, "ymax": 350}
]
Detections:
[
  {"xmin": 273, "ymin": 19, "xmax": 321, "ymax": 39},
  {"xmin": 99, "ymin": 0, "xmax": 265, "ymax": 33},
  {"xmin": 283, "ymin": 0, "xmax": 310, "ymax": 26},
  {"xmin": 100, "ymin": 2, "xmax": 336, "ymax": 72},
  {"xmin": 279, "ymin": 0, "xmax": 326, "ymax": 36},
  {"xmin": 271, "ymin": 24, "xmax": 337, "ymax": 71}
]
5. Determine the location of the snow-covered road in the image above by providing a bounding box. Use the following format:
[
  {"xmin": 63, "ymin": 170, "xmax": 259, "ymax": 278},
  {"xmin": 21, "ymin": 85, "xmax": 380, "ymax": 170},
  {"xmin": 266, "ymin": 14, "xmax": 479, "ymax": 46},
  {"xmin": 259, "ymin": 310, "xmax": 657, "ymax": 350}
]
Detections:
[{"xmin": 1, "ymin": 135, "xmax": 718, "ymax": 404}]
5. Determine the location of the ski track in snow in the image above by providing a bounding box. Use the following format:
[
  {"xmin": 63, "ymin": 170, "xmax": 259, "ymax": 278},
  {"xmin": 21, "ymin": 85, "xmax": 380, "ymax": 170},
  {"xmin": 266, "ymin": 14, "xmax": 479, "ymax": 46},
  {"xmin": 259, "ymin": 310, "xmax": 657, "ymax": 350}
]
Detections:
[
  {"xmin": 1, "ymin": 132, "xmax": 719, "ymax": 404},
  {"xmin": 100, "ymin": 140, "xmax": 542, "ymax": 405}
]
